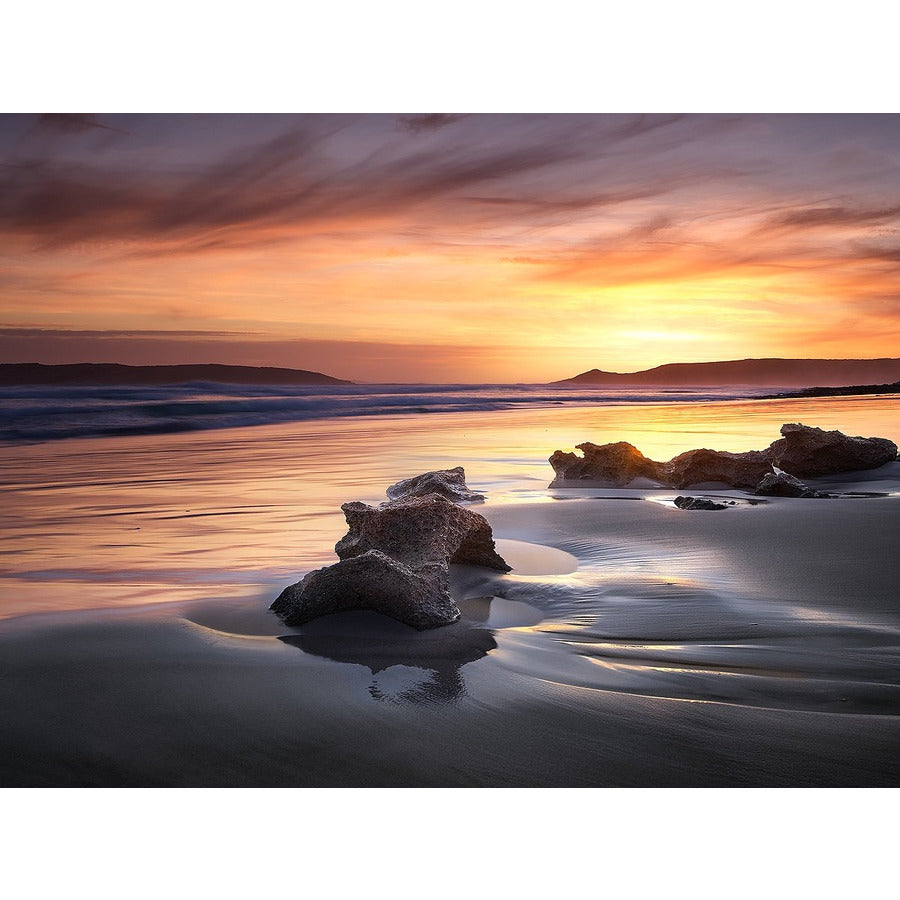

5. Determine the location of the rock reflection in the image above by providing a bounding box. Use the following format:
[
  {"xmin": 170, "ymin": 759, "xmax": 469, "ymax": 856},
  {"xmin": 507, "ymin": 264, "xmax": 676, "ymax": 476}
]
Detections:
[{"xmin": 278, "ymin": 605, "xmax": 499, "ymax": 704}]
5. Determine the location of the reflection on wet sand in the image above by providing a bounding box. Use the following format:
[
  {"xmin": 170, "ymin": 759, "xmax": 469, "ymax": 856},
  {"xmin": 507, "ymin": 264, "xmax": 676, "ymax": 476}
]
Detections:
[{"xmin": 278, "ymin": 595, "xmax": 545, "ymax": 704}]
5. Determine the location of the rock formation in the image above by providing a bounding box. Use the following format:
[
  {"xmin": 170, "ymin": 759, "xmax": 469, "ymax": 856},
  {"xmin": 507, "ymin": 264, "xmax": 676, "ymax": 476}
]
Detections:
[
  {"xmin": 385, "ymin": 466, "xmax": 485, "ymax": 503},
  {"xmin": 271, "ymin": 471, "xmax": 509, "ymax": 630},
  {"xmin": 673, "ymin": 496, "xmax": 729, "ymax": 510},
  {"xmin": 754, "ymin": 470, "xmax": 831, "ymax": 498},
  {"xmin": 337, "ymin": 495, "xmax": 509, "ymax": 571},
  {"xmin": 767, "ymin": 423, "xmax": 897, "ymax": 477},
  {"xmin": 549, "ymin": 423, "xmax": 897, "ymax": 489},
  {"xmin": 271, "ymin": 551, "xmax": 458, "ymax": 630},
  {"xmin": 549, "ymin": 442, "xmax": 662, "ymax": 486}
]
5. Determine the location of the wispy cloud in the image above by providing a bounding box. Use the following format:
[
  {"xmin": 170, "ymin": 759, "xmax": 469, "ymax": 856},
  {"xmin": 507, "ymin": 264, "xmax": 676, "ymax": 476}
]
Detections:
[
  {"xmin": 0, "ymin": 120, "xmax": 586, "ymax": 253},
  {"xmin": 766, "ymin": 204, "xmax": 900, "ymax": 229},
  {"xmin": 34, "ymin": 114, "xmax": 129, "ymax": 136},
  {"xmin": 3, "ymin": 114, "xmax": 900, "ymax": 379},
  {"xmin": 397, "ymin": 113, "xmax": 466, "ymax": 133},
  {"xmin": 0, "ymin": 114, "xmax": 747, "ymax": 257}
]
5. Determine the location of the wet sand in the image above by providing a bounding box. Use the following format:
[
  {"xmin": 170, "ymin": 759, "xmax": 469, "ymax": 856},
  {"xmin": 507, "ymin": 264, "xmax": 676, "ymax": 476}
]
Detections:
[{"xmin": 1, "ymin": 395, "xmax": 898, "ymax": 785}]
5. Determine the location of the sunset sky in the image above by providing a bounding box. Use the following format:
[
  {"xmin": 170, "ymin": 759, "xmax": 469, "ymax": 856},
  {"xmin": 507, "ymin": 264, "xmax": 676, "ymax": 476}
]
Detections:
[{"xmin": 2, "ymin": 113, "xmax": 899, "ymax": 383}]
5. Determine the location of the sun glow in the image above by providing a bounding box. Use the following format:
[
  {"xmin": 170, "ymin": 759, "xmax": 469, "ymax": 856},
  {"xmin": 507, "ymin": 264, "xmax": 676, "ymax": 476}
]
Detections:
[{"xmin": 3, "ymin": 113, "xmax": 900, "ymax": 381}]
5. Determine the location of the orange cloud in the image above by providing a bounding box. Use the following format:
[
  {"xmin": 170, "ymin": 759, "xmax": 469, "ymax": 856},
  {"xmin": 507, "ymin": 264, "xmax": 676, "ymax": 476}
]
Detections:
[{"xmin": 2, "ymin": 113, "xmax": 900, "ymax": 381}]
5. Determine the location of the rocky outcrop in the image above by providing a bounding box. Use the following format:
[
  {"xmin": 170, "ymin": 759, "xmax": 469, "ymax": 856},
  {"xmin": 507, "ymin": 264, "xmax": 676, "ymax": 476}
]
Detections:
[
  {"xmin": 768, "ymin": 423, "xmax": 897, "ymax": 477},
  {"xmin": 337, "ymin": 495, "xmax": 509, "ymax": 571},
  {"xmin": 549, "ymin": 423, "xmax": 897, "ymax": 489},
  {"xmin": 666, "ymin": 448, "xmax": 772, "ymax": 489},
  {"xmin": 549, "ymin": 442, "xmax": 663, "ymax": 486},
  {"xmin": 271, "ymin": 473, "xmax": 509, "ymax": 630},
  {"xmin": 385, "ymin": 466, "xmax": 484, "ymax": 503},
  {"xmin": 548, "ymin": 443, "xmax": 769, "ymax": 488},
  {"xmin": 755, "ymin": 470, "xmax": 831, "ymax": 498},
  {"xmin": 674, "ymin": 496, "xmax": 728, "ymax": 510}
]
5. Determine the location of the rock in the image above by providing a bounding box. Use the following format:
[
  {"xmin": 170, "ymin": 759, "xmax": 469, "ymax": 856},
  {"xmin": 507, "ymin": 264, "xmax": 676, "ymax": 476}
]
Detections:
[
  {"xmin": 271, "ymin": 476, "xmax": 510, "ymax": 631},
  {"xmin": 549, "ymin": 423, "xmax": 898, "ymax": 489},
  {"xmin": 666, "ymin": 448, "xmax": 772, "ymax": 489},
  {"xmin": 549, "ymin": 441, "xmax": 663, "ymax": 485},
  {"xmin": 754, "ymin": 470, "xmax": 808, "ymax": 497},
  {"xmin": 385, "ymin": 466, "xmax": 485, "ymax": 503},
  {"xmin": 768, "ymin": 423, "xmax": 897, "ymax": 478},
  {"xmin": 673, "ymin": 496, "xmax": 728, "ymax": 510},
  {"xmin": 549, "ymin": 442, "xmax": 769, "ymax": 489},
  {"xmin": 337, "ymin": 494, "xmax": 510, "ymax": 571},
  {"xmin": 755, "ymin": 470, "xmax": 831, "ymax": 498},
  {"xmin": 271, "ymin": 551, "xmax": 459, "ymax": 629}
]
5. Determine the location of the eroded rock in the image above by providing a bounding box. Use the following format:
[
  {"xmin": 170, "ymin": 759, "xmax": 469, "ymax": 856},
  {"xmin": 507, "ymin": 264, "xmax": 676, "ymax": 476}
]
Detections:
[
  {"xmin": 549, "ymin": 423, "xmax": 897, "ymax": 489},
  {"xmin": 337, "ymin": 494, "xmax": 510, "ymax": 572},
  {"xmin": 755, "ymin": 470, "xmax": 831, "ymax": 498},
  {"xmin": 271, "ymin": 551, "xmax": 458, "ymax": 629},
  {"xmin": 549, "ymin": 442, "xmax": 663, "ymax": 486},
  {"xmin": 666, "ymin": 448, "xmax": 772, "ymax": 489},
  {"xmin": 385, "ymin": 466, "xmax": 485, "ymax": 503},
  {"xmin": 673, "ymin": 496, "xmax": 728, "ymax": 510},
  {"xmin": 768, "ymin": 423, "xmax": 897, "ymax": 478},
  {"xmin": 271, "ymin": 474, "xmax": 510, "ymax": 631}
]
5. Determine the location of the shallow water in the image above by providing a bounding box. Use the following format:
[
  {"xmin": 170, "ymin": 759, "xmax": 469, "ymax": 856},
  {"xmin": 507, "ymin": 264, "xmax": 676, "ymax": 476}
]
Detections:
[
  {"xmin": 1, "ymin": 394, "xmax": 898, "ymax": 785},
  {"xmin": 2, "ymin": 392, "xmax": 898, "ymax": 619}
]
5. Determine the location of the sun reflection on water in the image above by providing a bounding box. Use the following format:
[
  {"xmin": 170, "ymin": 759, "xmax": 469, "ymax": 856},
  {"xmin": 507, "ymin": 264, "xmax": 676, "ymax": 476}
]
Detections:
[{"xmin": 0, "ymin": 393, "xmax": 897, "ymax": 621}]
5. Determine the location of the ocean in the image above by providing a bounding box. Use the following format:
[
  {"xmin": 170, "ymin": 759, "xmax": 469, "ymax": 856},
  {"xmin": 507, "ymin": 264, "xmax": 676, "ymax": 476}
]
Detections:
[{"xmin": 0, "ymin": 382, "xmax": 777, "ymax": 444}]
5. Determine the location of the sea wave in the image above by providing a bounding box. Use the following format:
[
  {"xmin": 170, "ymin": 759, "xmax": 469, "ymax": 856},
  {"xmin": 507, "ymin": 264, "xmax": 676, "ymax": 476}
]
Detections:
[{"xmin": 0, "ymin": 382, "xmax": 776, "ymax": 444}]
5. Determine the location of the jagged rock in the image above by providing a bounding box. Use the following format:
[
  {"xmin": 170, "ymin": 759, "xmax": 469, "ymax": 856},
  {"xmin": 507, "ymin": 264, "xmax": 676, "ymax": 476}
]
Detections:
[
  {"xmin": 755, "ymin": 470, "xmax": 830, "ymax": 498},
  {"xmin": 337, "ymin": 494, "xmax": 510, "ymax": 572},
  {"xmin": 271, "ymin": 478, "xmax": 510, "ymax": 631},
  {"xmin": 674, "ymin": 496, "xmax": 728, "ymax": 510},
  {"xmin": 768, "ymin": 423, "xmax": 897, "ymax": 478},
  {"xmin": 754, "ymin": 471, "xmax": 808, "ymax": 497},
  {"xmin": 385, "ymin": 466, "xmax": 484, "ymax": 503},
  {"xmin": 549, "ymin": 442, "xmax": 769, "ymax": 489},
  {"xmin": 549, "ymin": 423, "xmax": 898, "ymax": 489},
  {"xmin": 271, "ymin": 551, "xmax": 458, "ymax": 629},
  {"xmin": 549, "ymin": 442, "xmax": 663, "ymax": 485},
  {"xmin": 666, "ymin": 448, "xmax": 772, "ymax": 489}
]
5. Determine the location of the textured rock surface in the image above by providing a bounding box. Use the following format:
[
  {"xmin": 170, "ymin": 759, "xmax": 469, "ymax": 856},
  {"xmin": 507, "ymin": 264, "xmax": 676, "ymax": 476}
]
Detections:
[
  {"xmin": 673, "ymin": 496, "xmax": 728, "ymax": 510},
  {"xmin": 385, "ymin": 466, "xmax": 484, "ymax": 503},
  {"xmin": 336, "ymin": 494, "xmax": 510, "ymax": 571},
  {"xmin": 271, "ymin": 474, "xmax": 510, "ymax": 630},
  {"xmin": 755, "ymin": 470, "xmax": 831, "ymax": 498},
  {"xmin": 550, "ymin": 423, "xmax": 897, "ymax": 489},
  {"xmin": 768, "ymin": 423, "xmax": 897, "ymax": 477},
  {"xmin": 271, "ymin": 551, "xmax": 458, "ymax": 629},
  {"xmin": 549, "ymin": 443, "xmax": 769, "ymax": 488},
  {"xmin": 666, "ymin": 448, "xmax": 772, "ymax": 489},
  {"xmin": 549, "ymin": 442, "xmax": 663, "ymax": 486}
]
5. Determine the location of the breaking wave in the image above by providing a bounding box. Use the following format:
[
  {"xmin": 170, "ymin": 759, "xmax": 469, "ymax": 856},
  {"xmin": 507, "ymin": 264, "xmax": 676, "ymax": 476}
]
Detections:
[{"xmin": 0, "ymin": 382, "xmax": 775, "ymax": 444}]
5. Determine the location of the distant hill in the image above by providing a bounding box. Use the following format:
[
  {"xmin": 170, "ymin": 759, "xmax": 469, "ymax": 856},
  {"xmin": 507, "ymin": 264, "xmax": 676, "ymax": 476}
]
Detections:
[
  {"xmin": 553, "ymin": 358, "xmax": 900, "ymax": 387},
  {"xmin": 0, "ymin": 363, "xmax": 353, "ymax": 387}
]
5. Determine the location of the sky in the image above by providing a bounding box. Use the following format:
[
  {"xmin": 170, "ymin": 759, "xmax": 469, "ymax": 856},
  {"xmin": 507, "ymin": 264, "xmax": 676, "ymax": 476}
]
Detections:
[{"xmin": 1, "ymin": 112, "xmax": 900, "ymax": 383}]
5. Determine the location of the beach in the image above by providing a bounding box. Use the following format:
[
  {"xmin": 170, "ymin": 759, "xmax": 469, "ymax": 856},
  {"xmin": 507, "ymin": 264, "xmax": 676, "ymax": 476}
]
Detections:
[{"xmin": 1, "ymin": 393, "xmax": 899, "ymax": 786}]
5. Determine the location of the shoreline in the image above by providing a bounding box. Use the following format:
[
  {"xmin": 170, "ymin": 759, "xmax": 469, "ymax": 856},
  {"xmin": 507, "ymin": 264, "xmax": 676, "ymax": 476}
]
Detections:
[
  {"xmin": 4, "ymin": 469, "xmax": 899, "ymax": 632},
  {"xmin": 763, "ymin": 381, "xmax": 900, "ymax": 400},
  {"xmin": 2, "ymin": 484, "xmax": 898, "ymax": 786}
]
